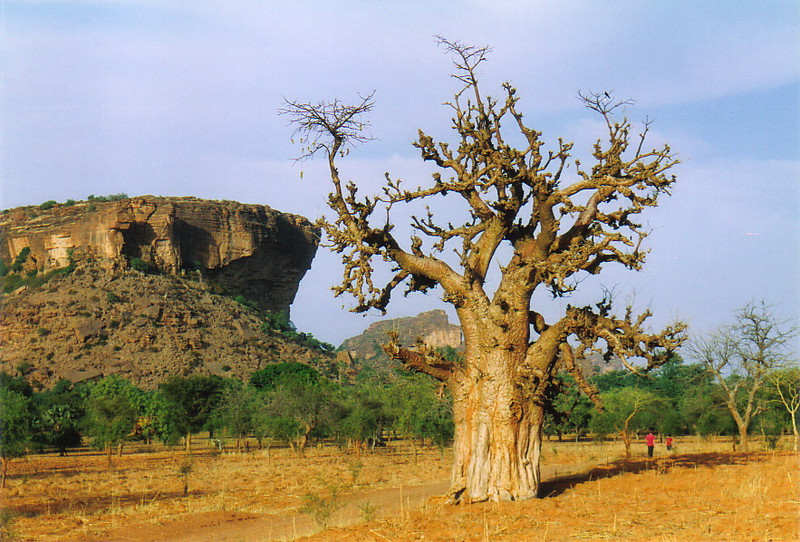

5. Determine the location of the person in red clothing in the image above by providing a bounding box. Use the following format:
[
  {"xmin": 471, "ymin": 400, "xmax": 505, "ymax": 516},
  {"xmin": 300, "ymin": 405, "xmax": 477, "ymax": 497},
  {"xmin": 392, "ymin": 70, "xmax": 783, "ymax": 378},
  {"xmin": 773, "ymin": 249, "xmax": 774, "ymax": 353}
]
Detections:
[
  {"xmin": 645, "ymin": 432, "xmax": 656, "ymax": 457},
  {"xmin": 666, "ymin": 436, "xmax": 674, "ymax": 452}
]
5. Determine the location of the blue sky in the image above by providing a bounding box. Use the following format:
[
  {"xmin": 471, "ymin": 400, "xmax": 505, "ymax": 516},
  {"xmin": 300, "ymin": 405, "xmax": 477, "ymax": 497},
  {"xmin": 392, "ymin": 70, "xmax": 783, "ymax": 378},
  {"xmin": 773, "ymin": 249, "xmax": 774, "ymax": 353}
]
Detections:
[{"xmin": 2, "ymin": 1, "xmax": 798, "ymax": 349}]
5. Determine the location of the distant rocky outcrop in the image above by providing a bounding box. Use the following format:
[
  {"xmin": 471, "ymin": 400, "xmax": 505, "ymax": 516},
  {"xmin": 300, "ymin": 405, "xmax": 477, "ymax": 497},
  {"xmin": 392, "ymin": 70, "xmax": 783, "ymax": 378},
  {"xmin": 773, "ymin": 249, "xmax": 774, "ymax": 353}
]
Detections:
[
  {"xmin": 0, "ymin": 196, "xmax": 319, "ymax": 314},
  {"xmin": 338, "ymin": 308, "xmax": 623, "ymax": 377},
  {"xmin": 0, "ymin": 197, "xmax": 332, "ymax": 389},
  {"xmin": 340, "ymin": 309, "xmax": 464, "ymax": 364}
]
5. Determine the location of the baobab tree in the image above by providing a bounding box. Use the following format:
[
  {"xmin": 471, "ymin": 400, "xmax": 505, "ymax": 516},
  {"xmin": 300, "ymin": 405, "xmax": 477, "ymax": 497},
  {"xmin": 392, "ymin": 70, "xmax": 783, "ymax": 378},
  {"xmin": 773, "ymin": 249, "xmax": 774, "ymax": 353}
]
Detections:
[{"xmin": 282, "ymin": 38, "xmax": 685, "ymax": 503}]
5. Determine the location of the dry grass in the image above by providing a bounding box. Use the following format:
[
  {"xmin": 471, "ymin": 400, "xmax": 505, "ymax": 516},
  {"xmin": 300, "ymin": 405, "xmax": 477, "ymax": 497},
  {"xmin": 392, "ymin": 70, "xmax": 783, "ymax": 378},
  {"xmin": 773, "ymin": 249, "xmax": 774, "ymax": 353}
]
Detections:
[
  {"xmin": 307, "ymin": 450, "xmax": 799, "ymax": 542},
  {"xmin": 1, "ymin": 441, "xmax": 450, "ymax": 541},
  {"xmin": 1, "ymin": 436, "xmax": 797, "ymax": 541}
]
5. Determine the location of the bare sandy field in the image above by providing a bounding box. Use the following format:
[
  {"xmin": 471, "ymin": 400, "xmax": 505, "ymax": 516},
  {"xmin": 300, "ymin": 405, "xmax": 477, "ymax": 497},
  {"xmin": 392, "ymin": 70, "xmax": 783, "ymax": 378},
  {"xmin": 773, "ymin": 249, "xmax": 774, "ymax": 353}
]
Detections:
[{"xmin": 1, "ymin": 438, "xmax": 797, "ymax": 541}]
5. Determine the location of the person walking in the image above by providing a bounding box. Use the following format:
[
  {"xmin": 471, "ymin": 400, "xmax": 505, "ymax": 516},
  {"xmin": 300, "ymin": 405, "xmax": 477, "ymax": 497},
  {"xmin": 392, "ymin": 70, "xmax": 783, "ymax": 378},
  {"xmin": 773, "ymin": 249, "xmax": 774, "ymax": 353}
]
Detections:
[{"xmin": 645, "ymin": 432, "xmax": 656, "ymax": 457}]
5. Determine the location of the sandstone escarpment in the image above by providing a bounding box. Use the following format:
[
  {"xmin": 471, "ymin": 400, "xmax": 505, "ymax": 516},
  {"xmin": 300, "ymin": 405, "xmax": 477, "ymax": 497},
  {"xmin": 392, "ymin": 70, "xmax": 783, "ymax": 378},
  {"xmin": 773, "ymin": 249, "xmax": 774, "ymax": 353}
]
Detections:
[
  {"xmin": 0, "ymin": 196, "xmax": 319, "ymax": 314},
  {"xmin": 0, "ymin": 196, "xmax": 332, "ymax": 389}
]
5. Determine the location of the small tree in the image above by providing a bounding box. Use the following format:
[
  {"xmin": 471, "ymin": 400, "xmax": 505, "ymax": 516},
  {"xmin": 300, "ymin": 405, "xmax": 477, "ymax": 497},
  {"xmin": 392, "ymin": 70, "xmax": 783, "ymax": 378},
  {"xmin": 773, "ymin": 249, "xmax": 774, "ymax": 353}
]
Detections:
[
  {"xmin": 84, "ymin": 376, "xmax": 139, "ymax": 463},
  {"xmin": 213, "ymin": 384, "xmax": 261, "ymax": 451},
  {"xmin": 688, "ymin": 301, "xmax": 797, "ymax": 452},
  {"xmin": 159, "ymin": 375, "xmax": 226, "ymax": 451},
  {"xmin": 768, "ymin": 367, "xmax": 800, "ymax": 451},
  {"xmin": 262, "ymin": 378, "xmax": 338, "ymax": 455},
  {"xmin": 590, "ymin": 387, "xmax": 666, "ymax": 457},
  {"xmin": 0, "ymin": 388, "xmax": 34, "ymax": 488},
  {"xmin": 33, "ymin": 379, "xmax": 85, "ymax": 455},
  {"xmin": 545, "ymin": 374, "xmax": 594, "ymax": 442},
  {"xmin": 282, "ymin": 37, "xmax": 685, "ymax": 501},
  {"xmin": 337, "ymin": 392, "xmax": 383, "ymax": 455}
]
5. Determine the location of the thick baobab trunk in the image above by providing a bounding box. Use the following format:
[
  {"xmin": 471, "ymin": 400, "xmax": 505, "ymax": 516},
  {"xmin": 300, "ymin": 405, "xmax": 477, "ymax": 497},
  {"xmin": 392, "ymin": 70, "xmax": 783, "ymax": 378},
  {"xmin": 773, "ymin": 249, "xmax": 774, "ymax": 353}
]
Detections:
[{"xmin": 448, "ymin": 363, "xmax": 545, "ymax": 503}]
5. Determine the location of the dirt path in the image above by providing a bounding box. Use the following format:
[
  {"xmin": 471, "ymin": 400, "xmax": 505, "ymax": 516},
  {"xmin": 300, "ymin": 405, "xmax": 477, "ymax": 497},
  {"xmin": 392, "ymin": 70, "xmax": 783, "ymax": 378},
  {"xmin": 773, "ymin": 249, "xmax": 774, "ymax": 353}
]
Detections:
[{"xmin": 101, "ymin": 463, "xmax": 596, "ymax": 542}]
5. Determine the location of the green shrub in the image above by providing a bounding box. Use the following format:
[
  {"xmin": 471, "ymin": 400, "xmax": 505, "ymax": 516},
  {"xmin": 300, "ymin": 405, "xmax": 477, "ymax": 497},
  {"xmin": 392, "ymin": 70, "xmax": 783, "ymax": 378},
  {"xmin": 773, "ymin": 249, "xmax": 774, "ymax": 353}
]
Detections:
[
  {"xmin": 88, "ymin": 193, "xmax": 128, "ymax": 203},
  {"xmin": 38, "ymin": 200, "xmax": 57, "ymax": 210},
  {"xmin": 9, "ymin": 247, "xmax": 30, "ymax": 273},
  {"xmin": 129, "ymin": 257, "xmax": 150, "ymax": 273},
  {"xmin": 233, "ymin": 295, "xmax": 260, "ymax": 311}
]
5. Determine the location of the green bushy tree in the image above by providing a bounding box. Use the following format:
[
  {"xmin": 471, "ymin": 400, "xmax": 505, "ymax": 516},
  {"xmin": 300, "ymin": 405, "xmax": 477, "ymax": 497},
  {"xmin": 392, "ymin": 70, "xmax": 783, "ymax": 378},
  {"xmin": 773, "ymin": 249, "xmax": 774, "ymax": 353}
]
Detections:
[
  {"xmin": 159, "ymin": 375, "xmax": 226, "ymax": 451},
  {"xmin": 32, "ymin": 379, "xmax": 86, "ymax": 455},
  {"xmin": 212, "ymin": 383, "xmax": 262, "ymax": 451},
  {"xmin": 261, "ymin": 377, "xmax": 338, "ymax": 455},
  {"xmin": 590, "ymin": 387, "xmax": 667, "ymax": 457},
  {"xmin": 0, "ymin": 388, "xmax": 34, "ymax": 488},
  {"xmin": 84, "ymin": 376, "xmax": 140, "ymax": 462},
  {"xmin": 250, "ymin": 362, "xmax": 320, "ymax": 392}
]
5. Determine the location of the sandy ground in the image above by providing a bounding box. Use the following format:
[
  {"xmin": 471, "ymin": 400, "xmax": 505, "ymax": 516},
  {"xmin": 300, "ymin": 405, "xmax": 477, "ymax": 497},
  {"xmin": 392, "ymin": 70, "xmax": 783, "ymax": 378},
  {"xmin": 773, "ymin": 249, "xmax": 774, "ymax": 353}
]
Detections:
[{"xmin": 2, "ymin": 439, "xmax": 797, "ymax": 541}]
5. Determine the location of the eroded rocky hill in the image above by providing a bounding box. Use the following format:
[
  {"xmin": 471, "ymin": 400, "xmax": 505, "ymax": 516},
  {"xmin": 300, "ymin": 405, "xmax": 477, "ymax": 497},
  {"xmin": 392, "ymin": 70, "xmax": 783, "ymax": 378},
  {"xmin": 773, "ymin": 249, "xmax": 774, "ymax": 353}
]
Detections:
[
  {"xmin": 0, "ymin": 196, "xmax": 334, "ymax": 389},
  {"xmin": 339, "ymin": 309, "xmax": 464, "ymax": 365}
]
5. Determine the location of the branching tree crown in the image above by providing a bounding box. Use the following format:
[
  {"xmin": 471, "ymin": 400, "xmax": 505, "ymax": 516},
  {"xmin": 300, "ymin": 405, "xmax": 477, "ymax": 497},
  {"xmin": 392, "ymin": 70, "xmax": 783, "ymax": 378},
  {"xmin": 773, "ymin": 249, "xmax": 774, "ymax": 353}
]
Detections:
[
  {"xmin": 689, "ymin": 301, "xmax": 797, "ymax": 452},
  {"xmin": 282, "ymin": 37, "xmax": 686, "ymax": 502},
  {"xmin": 283, "ymin": 36, "xmax": 684, "ymax": 368}
]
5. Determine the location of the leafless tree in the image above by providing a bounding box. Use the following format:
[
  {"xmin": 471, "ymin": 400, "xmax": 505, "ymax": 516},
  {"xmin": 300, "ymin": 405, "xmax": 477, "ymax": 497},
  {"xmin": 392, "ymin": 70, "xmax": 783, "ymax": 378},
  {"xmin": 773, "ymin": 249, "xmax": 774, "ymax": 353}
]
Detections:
[
  {"xmin": 688, "ymin": 301, "xmax": 797, "ymax": 452},
  {"xmin": 282, "ymin": 37, "xmax": 685, "ymax": 502},
  {"xmin": 768, "ymin": 367, "xmax": 800, "ymax": 451}
]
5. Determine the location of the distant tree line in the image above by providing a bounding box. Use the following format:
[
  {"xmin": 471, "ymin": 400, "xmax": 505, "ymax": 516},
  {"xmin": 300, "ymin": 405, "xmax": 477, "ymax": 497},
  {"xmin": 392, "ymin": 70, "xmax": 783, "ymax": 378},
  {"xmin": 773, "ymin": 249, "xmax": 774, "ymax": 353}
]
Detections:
[
  {"xmin": 545, "ymin": 303, "xmax": 799, "ymax": 455},
  {"xmin": 0, "ymin": 360, "xmax": 454, "ymax": 487},
  {"xmin": 1, "ymin": 303, "xmax": 797, "ymax": 488}
]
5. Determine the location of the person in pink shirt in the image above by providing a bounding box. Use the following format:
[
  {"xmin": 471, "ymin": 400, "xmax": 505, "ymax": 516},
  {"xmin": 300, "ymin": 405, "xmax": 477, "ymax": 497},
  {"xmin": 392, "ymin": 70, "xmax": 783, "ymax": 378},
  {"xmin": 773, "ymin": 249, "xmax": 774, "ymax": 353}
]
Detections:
[
  {"xmin": 645, "ymin": 432, "xmax": 656, "ymax": 457},
  {"xmin": 666, "ymin": 436, "xmax": 674, "ymax": 452}
]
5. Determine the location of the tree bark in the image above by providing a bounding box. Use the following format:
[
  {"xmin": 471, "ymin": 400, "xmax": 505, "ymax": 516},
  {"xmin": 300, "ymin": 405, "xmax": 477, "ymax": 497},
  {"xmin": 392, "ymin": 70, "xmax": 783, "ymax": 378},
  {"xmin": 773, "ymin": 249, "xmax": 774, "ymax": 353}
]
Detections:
[
  {"xmin": 447, "ymin": 347, "xmax": 546, "ymax": 503},
  {"xmin": 737, "ymin": 423, "xmax": 749, "ymax": 453}
]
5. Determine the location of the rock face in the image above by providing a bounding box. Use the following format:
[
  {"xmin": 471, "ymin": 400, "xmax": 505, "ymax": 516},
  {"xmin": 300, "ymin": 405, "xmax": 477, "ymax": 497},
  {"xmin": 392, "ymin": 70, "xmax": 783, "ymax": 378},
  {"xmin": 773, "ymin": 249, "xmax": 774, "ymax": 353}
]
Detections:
[
  {"xmin": 0, "ymin": 196, "xmax": 319, "ymax": 315},
  {"xmin": 340, "ymin": 309, "xmax": 464, "ymax": 363},
  {"xmin": 0, "ymin": 197, "xmax": 331, "ymax": 389}
]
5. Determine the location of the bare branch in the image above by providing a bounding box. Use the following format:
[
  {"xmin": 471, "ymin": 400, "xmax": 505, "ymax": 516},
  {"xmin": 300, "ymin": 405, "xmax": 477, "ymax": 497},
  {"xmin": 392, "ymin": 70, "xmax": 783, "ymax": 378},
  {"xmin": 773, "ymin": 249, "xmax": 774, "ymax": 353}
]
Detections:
[
  {"xmin": 382, "ymin": 331, "xmax": 456, "ymax": 382},
  {"xmin": 280, "ymin": 92, "xmax": 376, "ymax": 160}
]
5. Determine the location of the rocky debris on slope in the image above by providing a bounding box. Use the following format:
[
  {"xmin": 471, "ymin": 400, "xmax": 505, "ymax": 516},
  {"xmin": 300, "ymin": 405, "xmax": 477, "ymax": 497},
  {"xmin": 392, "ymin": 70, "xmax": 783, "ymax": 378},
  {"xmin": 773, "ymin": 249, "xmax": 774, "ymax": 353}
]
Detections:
[
  {"xmin": 0, "ymin": 261, "xmax": 336, "ymax": 389},
  {"xmin": 0, "ymin": 196, "xmax": 333, "ymax": 389},
  {"xmin": 0, "ymin": 196, "xmax": 319, "ymax": 315}
]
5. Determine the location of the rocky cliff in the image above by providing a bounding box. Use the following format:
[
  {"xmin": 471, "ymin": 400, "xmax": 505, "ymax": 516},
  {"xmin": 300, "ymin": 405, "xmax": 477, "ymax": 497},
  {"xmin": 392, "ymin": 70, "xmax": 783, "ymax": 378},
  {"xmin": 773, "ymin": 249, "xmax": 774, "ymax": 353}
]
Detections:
[
  {"xmin": 0, "ymin": 196, "xmax": 319, "ymax": 314},
  {"xmin": 0, "ymin": 197, "xmax": 332, "ymax": 389},
  {"xmin": 340, "ymin": 309, "xmax": 464, "ymax": 364}
]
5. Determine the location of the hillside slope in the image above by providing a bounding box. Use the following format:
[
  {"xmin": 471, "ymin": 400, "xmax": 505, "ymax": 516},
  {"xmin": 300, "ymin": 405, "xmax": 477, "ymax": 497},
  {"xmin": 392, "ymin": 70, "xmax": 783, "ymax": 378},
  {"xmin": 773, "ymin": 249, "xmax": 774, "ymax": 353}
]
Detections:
[{"xmin": 0, "ymin": 197, "xmax": 334, "ymax": 389}]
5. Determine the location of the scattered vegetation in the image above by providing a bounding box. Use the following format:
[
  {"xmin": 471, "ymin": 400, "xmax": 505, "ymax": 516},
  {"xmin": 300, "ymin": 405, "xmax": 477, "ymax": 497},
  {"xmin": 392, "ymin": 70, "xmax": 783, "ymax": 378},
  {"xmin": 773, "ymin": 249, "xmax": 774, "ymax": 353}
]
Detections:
[
  {"xmin": 87, "ymin": 193, "xmax": 129, "ymax": 202},
  {"xmin": 300, "ymin": 482, "xmax": 343, "ymax": 527},
  {"xmin": 128, "ymin": 257, "xmax": 152, "ymax": 273},
  {"xmin": 0, "ymin": 246, "xmax": 74, "ymax": 293},
  {"xmin": 177, "ymin": 459, "xmax": 194, "ymax": 497}
]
